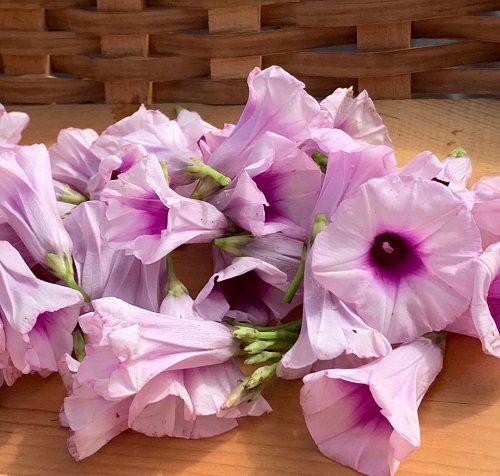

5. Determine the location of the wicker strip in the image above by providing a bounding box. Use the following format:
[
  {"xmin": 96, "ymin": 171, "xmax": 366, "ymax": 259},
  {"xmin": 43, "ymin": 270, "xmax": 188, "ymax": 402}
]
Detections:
[
  {"xmin": 1, "ymin": 1, "xmax": 499, "ymax": 104},
  {"xmin": 413, "ymin": 69, "xmax": 500, "ymax": 95},
  {"xmin": 0, "ymin": 31, "xmax": 99, "ymax": 55},
  {"xmin": 45, "ymin": 8, "xmax": 208, "ymax": 35},
  {"xmin": 0, "ymin": 76, "xmax": 103, "ymax": 103},
  {"xmin": 263, "ymin": 42, "xmax": 500, "ymax": 78},
  {"xmin": 150, "ymin": 27, "xmax": 355, "ymax": 58},
  {"xmin": 261, "ymin": 0, "xmax": 500, "ymax": 27}
]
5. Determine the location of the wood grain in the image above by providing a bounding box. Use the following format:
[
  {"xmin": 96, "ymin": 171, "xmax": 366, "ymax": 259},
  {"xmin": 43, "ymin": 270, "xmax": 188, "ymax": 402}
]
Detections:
[{"xmin": 0, "ymin": 100, "xmax": 498, "ymax": 475}]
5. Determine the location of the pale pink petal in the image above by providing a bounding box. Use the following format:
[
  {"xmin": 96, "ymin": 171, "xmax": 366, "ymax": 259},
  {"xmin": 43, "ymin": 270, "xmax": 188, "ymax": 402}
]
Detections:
[
  {"xmin": 397, "ymin": 151, "xmax": 442, "ymax": 180},
  {"xmin": 470, "ymin": 242, "xmax": 500, "ymax": 357},
  {"xmin": 207, "ymin": 66, "xmax": 324, "ymax": 178},
  {"xmin": 63, "ymin": 384, "xmax": 133, "ymax": 460},
  {"xmin": 65, "ymin": 200, "xmax": 165, "ymax": 311},
  {"xmin": 49, "ymin": 127, "xmax": 100, "ymax": 194},
  {"xmin": 194, "ymin": 256, "xmax": 291, "ymax": 325},
  {"xmin": 472, "ymin": 175, "xmax": 500, "ymax": 248},
  {"xmin": 0, "ymin": 241, "xmax": 82, "ymax": 334},
  {"xmin": 279, "ymin": 256, "xmax": 391, "ymax": 379},
  {"xmin": 78, "ymin": 298, "xmax": 239, "ymax": 397},
  {"xmin": 313, "ymin": 174, "xmax": 481, "ymax": 343},
  {"xmin": 320, "ymin": 87, "xmax": 392, "ymax": 147},
  {"xmin": 301, "ymin": 338, "xmax": 443, "ymax": 476},
  {"xmin": 0, "ymin": 104, "xmax": 29, "ymax": 144},
  {"xmin": 0, "ymin": 144, "xmax": 73, "ymax": 266},
  {"xmin": 313, "ymin": 145, "xmax": 395, "ymax": 220}
]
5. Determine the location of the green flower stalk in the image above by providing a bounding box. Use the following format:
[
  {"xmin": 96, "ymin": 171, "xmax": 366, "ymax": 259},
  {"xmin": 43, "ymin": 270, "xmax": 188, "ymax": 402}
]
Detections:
[
  {"xmin": 184, "ymin": 158, "xmax": 231, "ymax": 200},
  {"xmin": 283, "ymin": 213, "xmax": 329, "ymax": 303},
  {"xmin": 222, "ymin": 318, "xmax": 302, "ymax": 409},
  {"xmin": 57, "ymin": 184, "xmax": 88, "ymax": 205},
  {"xmin": 312, "ymin": 150, "xmax": 328, "ymax": 173},
  {"xmin": 46, "ymin": 252, "xmax": 90, "ymax": 302}
]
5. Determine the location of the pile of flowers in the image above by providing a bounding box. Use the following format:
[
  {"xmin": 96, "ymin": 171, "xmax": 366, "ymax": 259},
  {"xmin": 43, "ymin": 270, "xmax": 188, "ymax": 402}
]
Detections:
[{"xmin": 0, "ymin": 65, "xmax": 499, "ymax": 476}]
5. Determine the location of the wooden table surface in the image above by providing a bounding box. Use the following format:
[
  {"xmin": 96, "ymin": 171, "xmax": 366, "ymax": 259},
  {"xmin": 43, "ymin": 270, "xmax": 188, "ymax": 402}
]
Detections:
[{"xmin": 0, "ymin": 99, "xmax": 499, "ymax": 476}]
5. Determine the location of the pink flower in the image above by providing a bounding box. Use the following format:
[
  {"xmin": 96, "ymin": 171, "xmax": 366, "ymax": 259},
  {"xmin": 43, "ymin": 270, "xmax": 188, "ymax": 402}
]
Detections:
[
  {"xmin": 60, "ymin": 296, "xmax": 269, "ymax": 459},
  {"xmin": 313, "ymin": 174, "xmax": 481, "ymax": 343},
  {"xmin": 208, "ymin": 133, "xmax": 322, "ymax": 239},
  {"xmin": 0, "ymin": 241, "xmax": 82, "ymax": 383},
  {"xmin": 100, "ymin": 155, "xmax": 228, "ymax": 264},
  {"xmin": 320, "ymin": 87, "xmax": 392, "ymax": 147},
  {"xmin": 214, "ymin": 232, "xmax": 304, "ymax": 283},
  {"xmin": 206, "ymin": 66, "xmax": 324, "ymax": 179},
  {"xmin": 301, "ymin": 336, "xmax": 444, "ymax": 476},
  {"xmin": 0, "ymin": 143, "xmax": 74, "ymax": 268},
  {"xmin": 0, "ymin": 103, "xmax": 29, "ymax": 144},
  {"xmin": 469, "ymin": 242, "xmax": 500, "ymax": 357},
  {"xmin": 194, "ymin": 256, "xmax": 292, "ymax": 326},
  {"xmin": 64, "ymin": 200, "xmax": 165, "ymax": 311},
  {"xmin": 49, "ymin": 127, "xmax": 101, "ymax": 195},
  {"xmin": 78, "ymin": 298, "xmax": 241, "ymax": 398},
  {"xmin": 90, "ymin": 105, "xmax": 205, "ymax": 189}
]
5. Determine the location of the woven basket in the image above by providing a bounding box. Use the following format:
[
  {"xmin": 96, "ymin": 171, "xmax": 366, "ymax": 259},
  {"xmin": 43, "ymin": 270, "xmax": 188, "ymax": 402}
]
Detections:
[{"xmin": 1, "ymin": 0, "xmax": 500, "ymax": 104}]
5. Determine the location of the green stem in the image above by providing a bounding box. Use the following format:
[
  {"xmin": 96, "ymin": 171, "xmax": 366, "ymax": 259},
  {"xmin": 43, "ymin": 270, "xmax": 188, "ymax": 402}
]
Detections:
[
  {"xmin": 46, "ymin": 253, "xmax": 90, "ymax": 302},
  {"xmin": 312, "ymin": 150, "xmax": 328, "ymax": 173},
  {"xmin": 183, "ymin": 158, "xmax": 231, "ymax": 186},
  {"xmin": 244, "ymin": 351, "xmax": 283, "ymax": 365},
  {"xmin": 165, "ymin": 254, "xmax": 189, "ymax": 297},
  {"xmin": 190, "ymin": 176, "xmax": 224, "ymax": 200},
  {"xmin": 72, "ymin": 325, "xmax": 87, "ymax": 362},
  {"xmin": 226, "ymin": 318, "xmax": 302, "ymax": 334},
  {"xmin": 222, "ymin": 362, "xmax": 278, "ymax": 409},
  {"xmin": 63, "ymin": 271, "xmax": 90, "ymax": 302},
  {"xmin": 244, "ymin": 339, "xmax": 295, "ymax": 354},
  {"xmin": 283, "ymin": 243, "xmax": 307, "ymax": 303},
  {"xmin": 57, "ymin": 184, "xmax": 88, "ymax": 205},
  {"xmin": 233, "ymin": 327, "xmax": 299, "ymax": 343},
  {"xmin": 213, "ymin": 234, "xmax": 253, "ymax": 256},
  {"xmin": 449, "ymin": 146, "xmax": 468, "ymax": 158}
]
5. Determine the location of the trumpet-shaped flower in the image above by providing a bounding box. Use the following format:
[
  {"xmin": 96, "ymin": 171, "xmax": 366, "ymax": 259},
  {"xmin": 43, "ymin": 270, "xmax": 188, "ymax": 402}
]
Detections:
[
  {"xmin": 100, "ymin": 155, "xmax": 228, "ymax": 264},
  {"xmin": 77, "ymin": 298, "xmax": 241, "ymax": 398},
  {"xmin": 90, "ymin": 105, "xmax": 205, "ymax": 188},
  {"xmin": 0, "ymin": 241, "xmax": 82, "ymax": 383},
  {"xmin": 206, "ymin": 66, "xmax": 324, "ymax": 179},
  {"xmin": 208, "ymin": 133, "xmax": 322, "ymax": 239},
  {"xmin": 61, "ymin": 296, "xmax": 269, "ymax": 459},
  {"xmin": 0, "ymin": 144, "xmax": 74, "ymax": 268},
  {"xmin": 64, "ymin": 200, "xmax": 165, "ymax": 311},
  {"xmin": 194, "ymin": 256, "xmax": 292, "ymax": 326},
  {"xmin": 313, "ymin": 174, "xmax": 481, "ymax": 343},
  {"xmin": 300, "ymin": 336, "xmax": 444, "ymax": 476}
]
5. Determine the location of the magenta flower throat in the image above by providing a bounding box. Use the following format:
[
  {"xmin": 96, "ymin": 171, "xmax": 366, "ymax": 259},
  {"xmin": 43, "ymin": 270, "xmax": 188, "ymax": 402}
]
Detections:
[{"xmin": 369, "ymin": 231, "xmax": 423, "ymax": 283}]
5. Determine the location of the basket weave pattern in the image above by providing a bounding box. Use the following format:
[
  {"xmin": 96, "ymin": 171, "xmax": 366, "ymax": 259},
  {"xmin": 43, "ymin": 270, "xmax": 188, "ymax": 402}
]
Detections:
[{"xmin": 1, "ymin": 0, "xmax": 500, "ymax": 104}]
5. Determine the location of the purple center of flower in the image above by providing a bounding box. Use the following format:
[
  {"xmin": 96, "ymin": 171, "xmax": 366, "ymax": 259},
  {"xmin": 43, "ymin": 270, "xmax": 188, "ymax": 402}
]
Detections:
[
  {"xmin": 369, "ymin": 231, "xmax": 423, "ymax": 282},
  {"xmin": 487, "ymin": 274, "xmax": 500, "ymax": 328}
]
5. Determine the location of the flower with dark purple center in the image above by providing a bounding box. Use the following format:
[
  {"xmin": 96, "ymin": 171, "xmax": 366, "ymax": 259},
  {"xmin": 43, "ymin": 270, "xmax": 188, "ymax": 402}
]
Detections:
[{"xmin": 312, "ymin": 174, "xmax": 481, "ymax": 343}]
